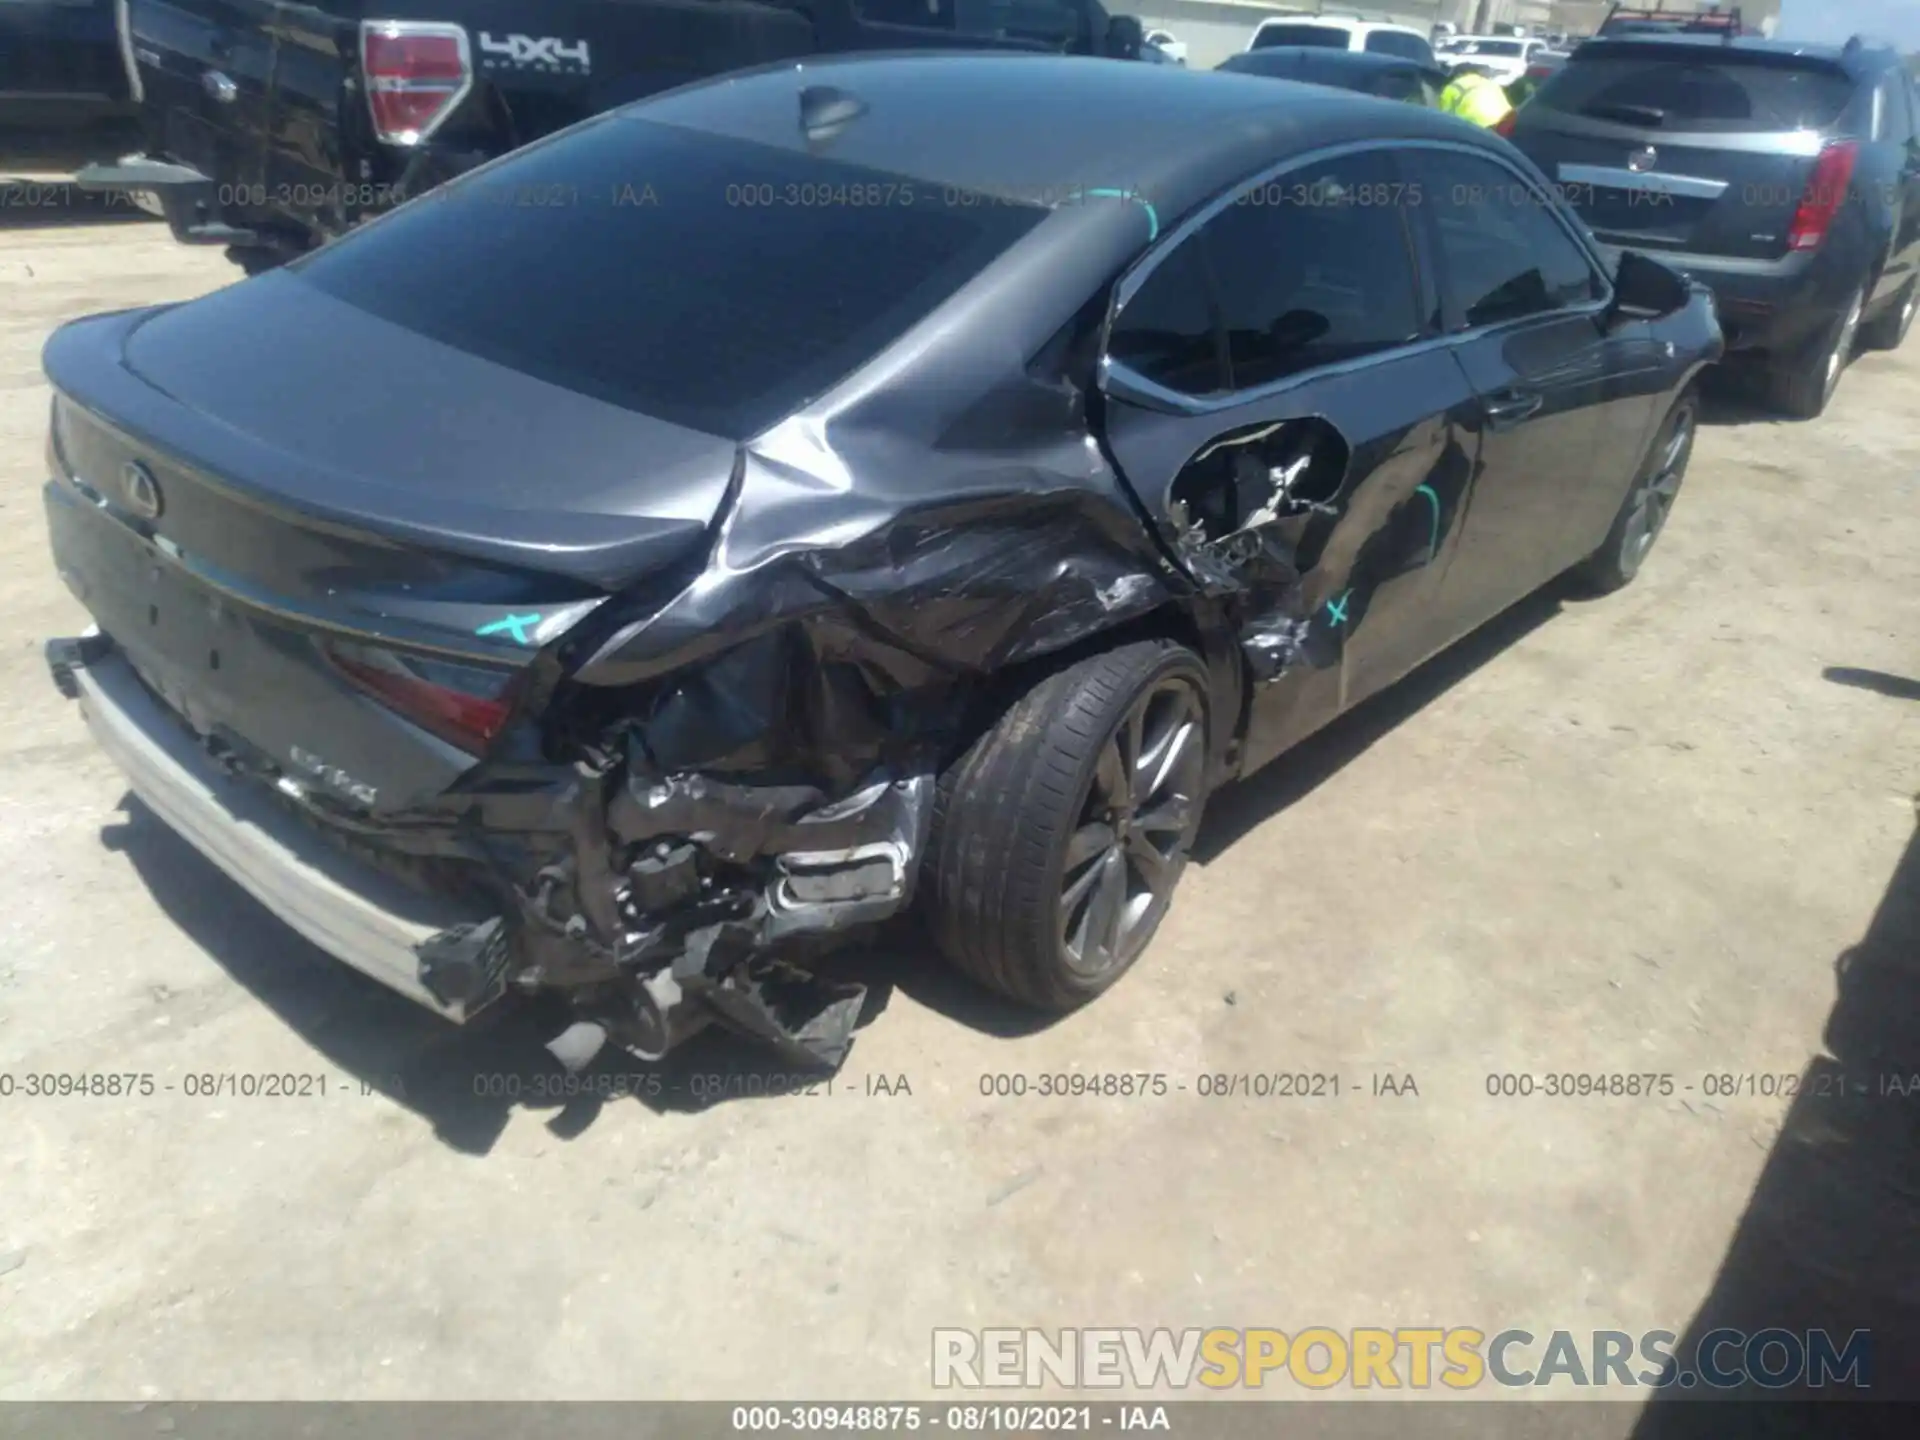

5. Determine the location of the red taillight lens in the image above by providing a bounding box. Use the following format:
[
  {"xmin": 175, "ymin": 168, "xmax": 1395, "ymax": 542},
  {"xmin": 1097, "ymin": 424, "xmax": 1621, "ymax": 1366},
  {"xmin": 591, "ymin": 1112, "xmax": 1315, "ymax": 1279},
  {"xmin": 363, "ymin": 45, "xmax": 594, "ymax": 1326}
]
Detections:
[
  {"xmin": 360, "ymin": 21, "xmax": 471, "ymax": 146},
  {"xmin": 1493, "ymin": 111, "xmax": 1518, "ymax": 138},
  {"xmin": 1787, "ymin": 141, "xmax": 1859, "ymax": 252},
  {"xmin": 325, "ymin": 640, "xmax": 519, "ymax": 755}
]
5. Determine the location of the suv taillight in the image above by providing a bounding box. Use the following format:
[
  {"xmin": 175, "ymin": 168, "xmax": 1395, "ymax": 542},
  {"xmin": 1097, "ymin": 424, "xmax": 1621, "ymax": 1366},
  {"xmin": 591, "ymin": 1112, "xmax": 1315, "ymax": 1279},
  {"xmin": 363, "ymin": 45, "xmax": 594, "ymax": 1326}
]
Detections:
[
  {"xmin": 1787, "ymin": 140, "xmax": 1859, "ymax": 252},
  {"xmin": 360, "ymin": 20, "xmax": 471, "ymax": 147}
]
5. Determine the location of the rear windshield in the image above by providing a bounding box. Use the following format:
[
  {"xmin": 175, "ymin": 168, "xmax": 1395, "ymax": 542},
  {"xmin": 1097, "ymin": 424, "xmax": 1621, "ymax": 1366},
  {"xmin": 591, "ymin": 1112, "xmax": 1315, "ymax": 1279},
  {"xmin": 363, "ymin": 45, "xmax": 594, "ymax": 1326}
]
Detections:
[
  {"xmin": 1453, "ymin": 39, "xmax": 1524, "ymax": 57},
  {"xmin": 1533, "ymin": 54, "xmax": 1854, "ymax": 132},
  {"xmin": 292, "ymin": 117, "xmax": 1045, "ymax": 439},
  {"xmin": 1252, "ymin": 24, "xmax": 1350, "ymax": 50},
  {"xmin": 1365, "ymin": 31, "xmax": 1433, "ymax": 62}
]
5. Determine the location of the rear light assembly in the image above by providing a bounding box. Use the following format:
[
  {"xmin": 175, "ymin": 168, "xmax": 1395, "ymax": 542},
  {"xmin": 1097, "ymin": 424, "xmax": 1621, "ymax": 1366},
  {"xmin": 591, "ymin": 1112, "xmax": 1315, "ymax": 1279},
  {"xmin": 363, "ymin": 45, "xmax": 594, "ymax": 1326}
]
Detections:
[
  {"xmin": 324, "ymin": 638, "xmax": 521, "ymax": 755},
  {"xmin": 1493, "ymin": 111, "xmax": 1518, "ymax": 138},
  {"xmin": 1787, "ymin": 140, "xmax": 1860, "ymax": 252},
  {"xmin": 359, "ymin": 20, "xmax": 472, "ymax": 146}
]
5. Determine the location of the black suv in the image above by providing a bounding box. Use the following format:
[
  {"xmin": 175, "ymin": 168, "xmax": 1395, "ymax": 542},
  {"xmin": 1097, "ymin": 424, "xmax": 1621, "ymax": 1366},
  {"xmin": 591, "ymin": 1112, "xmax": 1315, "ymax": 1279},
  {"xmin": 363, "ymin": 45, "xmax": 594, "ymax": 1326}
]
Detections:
[{"xmin": 1510, "ymin": 32, "xmax": 1920, "ymax": 418}]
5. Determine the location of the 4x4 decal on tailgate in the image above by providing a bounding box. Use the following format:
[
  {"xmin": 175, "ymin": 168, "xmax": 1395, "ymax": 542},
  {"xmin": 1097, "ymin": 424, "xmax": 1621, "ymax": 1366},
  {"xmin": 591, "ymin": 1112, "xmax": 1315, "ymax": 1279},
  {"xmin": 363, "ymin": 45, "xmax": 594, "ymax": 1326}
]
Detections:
[{"xmin": 477, "ymin": 33, "xmax": 591, "ymax": 74}]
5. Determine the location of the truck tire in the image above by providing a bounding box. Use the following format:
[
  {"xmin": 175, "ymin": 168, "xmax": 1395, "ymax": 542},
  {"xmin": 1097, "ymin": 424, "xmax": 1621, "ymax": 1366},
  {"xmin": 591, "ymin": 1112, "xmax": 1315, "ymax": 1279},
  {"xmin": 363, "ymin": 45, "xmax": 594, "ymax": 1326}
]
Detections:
[
  {"xmin": 924, "ymin": 639, "xmax": 1210, "ymax": 1012},
  {"xmin": 1859, "ymin": 276, "xmax": 1918, "ymax": 352},
  {"xmin": 225, "ymin": 245, "xmax": 284, "ymax": 278},
  {"xmin": 1765, "ymin": 284, "xmax": 1864, "ymax": 420}
]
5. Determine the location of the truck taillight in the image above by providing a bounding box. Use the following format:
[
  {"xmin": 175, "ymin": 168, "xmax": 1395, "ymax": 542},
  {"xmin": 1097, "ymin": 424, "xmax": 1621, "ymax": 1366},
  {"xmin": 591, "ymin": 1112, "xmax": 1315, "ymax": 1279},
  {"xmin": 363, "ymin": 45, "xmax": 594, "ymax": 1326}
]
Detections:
[
  {"xmin": 1787, "ymin": 141, "xmax": 1859, "ymax": 253},
  {"xmin": 359, "ymin": 20, "xmax": 472, "ymax": 147}
]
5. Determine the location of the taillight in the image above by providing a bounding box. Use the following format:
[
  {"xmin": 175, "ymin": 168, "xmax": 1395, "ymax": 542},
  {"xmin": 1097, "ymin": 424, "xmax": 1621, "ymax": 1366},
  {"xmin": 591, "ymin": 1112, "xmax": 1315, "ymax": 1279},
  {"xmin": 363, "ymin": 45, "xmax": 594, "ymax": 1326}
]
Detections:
[
  {"xmin": 1493, "ymin": 111, "xmax": 1518, "ymax": 138},
  {"xmin": 359, "ymin": 20, "xmax": 471, "ymax": 146},
  {"xmin": 1787, "ymin": 140, "xmax": 1859, "ymax": 252},
  {"xmin": 325, "ymin": 639, "xmax": 520, "ymax": 755}
]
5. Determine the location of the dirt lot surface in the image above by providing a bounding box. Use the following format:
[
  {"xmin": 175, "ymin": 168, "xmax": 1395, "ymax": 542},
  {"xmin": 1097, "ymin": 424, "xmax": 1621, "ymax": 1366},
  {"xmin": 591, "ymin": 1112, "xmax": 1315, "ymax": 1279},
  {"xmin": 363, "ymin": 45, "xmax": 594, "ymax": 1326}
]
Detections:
[{"xmin": 2, "ymin": 206, "xmax": 1917, "ymax": 1413}]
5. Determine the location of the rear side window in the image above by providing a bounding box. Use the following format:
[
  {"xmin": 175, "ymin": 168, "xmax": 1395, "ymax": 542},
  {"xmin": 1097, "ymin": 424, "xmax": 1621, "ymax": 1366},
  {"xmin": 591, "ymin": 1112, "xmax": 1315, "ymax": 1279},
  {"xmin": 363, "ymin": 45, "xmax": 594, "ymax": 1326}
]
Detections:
[
  {"xmin": 1534, "ymin": 55, "xmax": 1854, "ymax": 132},
  {"xmin": 1107, "ymin": 243, "xmax": 1224, "ymax": 395},
  {"xmin": 292, "ymin": 118, "xmax": 1044, "ymax": 439},
  {"xmin": 1365, "ymin": 31, "xmax": 1434, "ymax": 64},
  {"xmin": 1108, "ymin": 149, "xmax": 1423, "ymax": 395},
  {"xmin": 1252, "ymin": 24, "xmax": 1351, "ymax": 50}
]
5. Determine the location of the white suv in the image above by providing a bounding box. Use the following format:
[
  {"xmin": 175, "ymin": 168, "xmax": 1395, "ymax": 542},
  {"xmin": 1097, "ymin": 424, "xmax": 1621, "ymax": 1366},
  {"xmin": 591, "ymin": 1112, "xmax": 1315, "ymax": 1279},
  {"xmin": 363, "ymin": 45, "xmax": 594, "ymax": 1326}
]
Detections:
[
  {"xmin": 1245, "ymin": 15, "xmax": 1437, "ymax": 66},
  {"xmin": 1435, "ymin": 34, "xmax": 1551, "ymax": 86}
]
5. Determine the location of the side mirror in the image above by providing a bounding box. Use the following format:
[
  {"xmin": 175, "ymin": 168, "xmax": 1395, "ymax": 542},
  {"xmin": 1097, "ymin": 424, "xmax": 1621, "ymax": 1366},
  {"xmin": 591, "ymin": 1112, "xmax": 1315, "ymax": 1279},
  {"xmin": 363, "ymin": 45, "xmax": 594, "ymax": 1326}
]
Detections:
[
  {"xmin": 1105, "ymin": 14, "xmax": 1145, "ymax": 61},
  {"xmin": 1605, "ymin": 250, "xmax": 1690, "ymax": 325}
]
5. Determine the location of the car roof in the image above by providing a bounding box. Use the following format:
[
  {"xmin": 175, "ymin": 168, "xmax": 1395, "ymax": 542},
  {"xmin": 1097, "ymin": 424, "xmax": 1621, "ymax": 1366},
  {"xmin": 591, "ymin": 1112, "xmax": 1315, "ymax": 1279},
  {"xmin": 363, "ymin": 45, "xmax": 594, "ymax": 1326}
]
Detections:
[
  {"xmin": 1222, "ymin": 47, "xmax": 1438, "ymax": 77},
  {"xmin": 1253, "ymin": 16, "xmax": 1424, "ymax": 38},
  {"xmin": 632, "ymin": 53, "xmax": 1490, "ymax": 226},
  {"xmin": 1573, "ymin": 33, "xmax": 1900, "ymax": 79}
]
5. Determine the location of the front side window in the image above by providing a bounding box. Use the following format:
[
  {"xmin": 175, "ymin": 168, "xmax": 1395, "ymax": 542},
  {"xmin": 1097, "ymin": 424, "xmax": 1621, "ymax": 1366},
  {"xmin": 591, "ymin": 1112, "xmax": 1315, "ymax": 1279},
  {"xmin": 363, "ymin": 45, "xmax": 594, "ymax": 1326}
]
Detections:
[
  {"xmin": 1419, "ymin": 150, "xmax": 1604, "ymax": 330},
  {"xmin": 1107, "ymin": 149, "xmax": 1423, "ymax": 396}
]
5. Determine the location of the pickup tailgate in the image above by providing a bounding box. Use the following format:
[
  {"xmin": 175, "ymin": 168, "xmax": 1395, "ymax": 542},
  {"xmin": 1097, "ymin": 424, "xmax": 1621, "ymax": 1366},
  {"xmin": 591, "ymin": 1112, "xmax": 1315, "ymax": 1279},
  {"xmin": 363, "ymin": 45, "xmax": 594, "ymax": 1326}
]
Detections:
[{"xmin": 128, "ymin": 0, "xmax": 278, "ymax": 187}]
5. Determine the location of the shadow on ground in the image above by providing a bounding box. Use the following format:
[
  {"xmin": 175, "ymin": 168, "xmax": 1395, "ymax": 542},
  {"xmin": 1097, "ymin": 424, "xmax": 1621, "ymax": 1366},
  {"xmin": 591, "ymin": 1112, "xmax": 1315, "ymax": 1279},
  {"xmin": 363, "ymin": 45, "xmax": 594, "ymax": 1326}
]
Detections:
[
  {"xmin": 1631, "ymin": 796, "xmax": 1920, "ymax": 1437},
  {"xmin": 1, "ymin": 119, "xmax": 150, "ymax": 229}
]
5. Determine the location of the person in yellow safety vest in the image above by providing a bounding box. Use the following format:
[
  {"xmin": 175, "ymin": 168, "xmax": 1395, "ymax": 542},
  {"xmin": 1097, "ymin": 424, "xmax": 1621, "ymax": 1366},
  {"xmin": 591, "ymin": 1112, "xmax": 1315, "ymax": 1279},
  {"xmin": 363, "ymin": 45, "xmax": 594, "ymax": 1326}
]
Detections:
[{"xmin": 1439, "ymin": 64, "xmax": 1516, "ymax": 129}]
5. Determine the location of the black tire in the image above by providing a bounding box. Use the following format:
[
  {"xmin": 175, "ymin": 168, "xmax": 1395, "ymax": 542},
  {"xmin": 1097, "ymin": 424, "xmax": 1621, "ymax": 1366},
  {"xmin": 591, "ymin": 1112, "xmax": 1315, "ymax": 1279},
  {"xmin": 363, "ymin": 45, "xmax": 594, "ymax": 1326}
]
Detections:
[
  {"xmin": 1859, "ymin": 276, "xmax": 1918, "ymax": 353},
  {"xmin": 1573, "ymin": 388, "xmax": 1699, "ymax": 595},
  {"xmin": 925, "ymin": 639, "xmax": 1210, "ymax": 1012},
  {"xmin": 225, "ymin": 245, "xmax": 284, "ymax": 278},
  {"xmin": 1765, "ymin": 284, "xmax": 1865, "ymax": 419}
]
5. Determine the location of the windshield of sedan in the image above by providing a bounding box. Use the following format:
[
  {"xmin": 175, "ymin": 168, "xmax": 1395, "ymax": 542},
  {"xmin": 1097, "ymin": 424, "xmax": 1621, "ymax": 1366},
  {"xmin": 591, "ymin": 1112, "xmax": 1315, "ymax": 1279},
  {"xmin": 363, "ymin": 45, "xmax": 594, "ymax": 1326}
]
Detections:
[{"xmin": 292, "ymin": 117, "xmax": 1046, "ymax": 439}]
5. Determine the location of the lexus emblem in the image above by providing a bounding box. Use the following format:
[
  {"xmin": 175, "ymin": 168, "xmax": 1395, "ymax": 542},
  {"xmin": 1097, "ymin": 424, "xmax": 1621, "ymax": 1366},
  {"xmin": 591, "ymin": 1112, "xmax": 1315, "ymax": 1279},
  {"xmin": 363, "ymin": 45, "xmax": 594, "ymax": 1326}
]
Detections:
[
  {"xmin": 1628, "ymin": 145, "xmax": 1659, "ymax": 173},
  {"xmin": 120, "ymin": 461, "xmax": 162, "ymax": 521}
]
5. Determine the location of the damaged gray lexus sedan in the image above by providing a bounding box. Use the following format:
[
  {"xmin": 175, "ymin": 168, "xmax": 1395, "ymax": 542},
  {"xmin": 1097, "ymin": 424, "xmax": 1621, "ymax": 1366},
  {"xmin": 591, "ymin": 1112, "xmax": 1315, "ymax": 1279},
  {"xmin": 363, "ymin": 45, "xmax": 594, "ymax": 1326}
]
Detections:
[{"xmin": 42, "ymin": 54, "xmax": 1721, "ymax": 1070}]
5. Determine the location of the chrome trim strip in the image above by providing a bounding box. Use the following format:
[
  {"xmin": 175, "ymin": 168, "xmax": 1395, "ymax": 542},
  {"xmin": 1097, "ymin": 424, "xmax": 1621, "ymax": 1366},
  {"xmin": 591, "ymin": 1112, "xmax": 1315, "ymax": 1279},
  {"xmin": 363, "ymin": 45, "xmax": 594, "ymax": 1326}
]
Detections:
[{"xmin": 1559, "ymin": 163, "xmax": 1730, "ymax": 200}]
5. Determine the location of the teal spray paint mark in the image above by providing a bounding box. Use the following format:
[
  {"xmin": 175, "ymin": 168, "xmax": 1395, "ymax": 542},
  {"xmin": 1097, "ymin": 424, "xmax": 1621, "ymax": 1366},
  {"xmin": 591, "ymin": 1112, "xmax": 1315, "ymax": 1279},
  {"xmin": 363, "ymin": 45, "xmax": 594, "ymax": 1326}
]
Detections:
[
  {"xmin": 1415, "ymin": 484, "xmax": 1441, "ymax": 564},
  {"xmin": 475, "ymin": 613, "xmax": 542, "ymax": 646},
  {"xmin": 1325, "ymin": 590, "xmax": 1352, "ymax": 628},
  {"xmin": 1085, "ymin": 188, "xmax": 1160, "ymax": 241}
]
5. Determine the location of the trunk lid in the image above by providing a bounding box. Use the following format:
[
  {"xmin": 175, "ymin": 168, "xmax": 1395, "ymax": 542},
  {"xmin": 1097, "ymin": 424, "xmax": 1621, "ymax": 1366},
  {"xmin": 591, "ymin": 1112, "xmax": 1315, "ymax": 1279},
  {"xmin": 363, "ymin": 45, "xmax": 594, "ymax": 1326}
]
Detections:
[
  {"xmin": 44, "ymin": 288, "xmax": 736, "ymax": 811},
  {"xmin": 1513, "ymin": 42, "xmax": 1857, "ymax": 261}
]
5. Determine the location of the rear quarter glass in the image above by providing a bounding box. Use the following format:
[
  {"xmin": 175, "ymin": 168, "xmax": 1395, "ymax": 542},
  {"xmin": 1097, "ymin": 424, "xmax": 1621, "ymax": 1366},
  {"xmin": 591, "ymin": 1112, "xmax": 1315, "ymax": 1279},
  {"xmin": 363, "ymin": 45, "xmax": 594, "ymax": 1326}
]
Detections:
[
  {"xmin": 1534, "ymin": 56, "xmax": 1855, "ymax": 133},
  {"xmin": 289, "ymin": 119, "xmax": 1046, "ymax": 441}
]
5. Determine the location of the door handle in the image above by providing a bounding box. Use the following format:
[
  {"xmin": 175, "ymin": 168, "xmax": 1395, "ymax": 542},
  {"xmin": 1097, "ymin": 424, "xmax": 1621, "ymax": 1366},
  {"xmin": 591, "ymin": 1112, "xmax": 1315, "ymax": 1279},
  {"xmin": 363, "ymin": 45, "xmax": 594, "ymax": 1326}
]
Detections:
[{"xmin": 1483, "ymin": 390, "xmax": 1544, "ymax": 431}]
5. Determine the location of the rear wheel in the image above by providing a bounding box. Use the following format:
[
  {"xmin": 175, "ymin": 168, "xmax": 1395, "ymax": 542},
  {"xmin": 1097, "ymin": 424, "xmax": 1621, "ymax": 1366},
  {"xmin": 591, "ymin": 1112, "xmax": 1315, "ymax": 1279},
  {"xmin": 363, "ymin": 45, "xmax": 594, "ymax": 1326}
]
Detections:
[
  {"xmin": 1765, "ymin": 284, "xmax": 1864, "ymax": 419},
  {"xmin": 925, "ymin": 640, "xmax": 1210, "ymax": 1012},
  {"xmin": 224, "ymin": 245, "xmax": 284, "ymax": 278},
  {"xmin": 1859, "ymin": 276, "xmax": 1919, "ymax": 352},
  {"xmin": 1573, "ymin": 388, "xmax": 1698, "ymax": 595}
]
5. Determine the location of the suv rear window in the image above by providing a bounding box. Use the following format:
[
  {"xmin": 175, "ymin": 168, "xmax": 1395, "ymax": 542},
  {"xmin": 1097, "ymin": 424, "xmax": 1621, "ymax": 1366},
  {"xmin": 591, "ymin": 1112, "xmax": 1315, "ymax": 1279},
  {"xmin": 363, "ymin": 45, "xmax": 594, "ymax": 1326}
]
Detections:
[
  {"xmin": 1252, "ymin": 24, "xmax": 1350, "ymax": 50},
  {"xmin": 1533, "ymin": 53, "xmax": 1854, "ymax": 132},
  {"xmin": 292, "ymin": 117, "xmax": 1045, "ymax": 439}
]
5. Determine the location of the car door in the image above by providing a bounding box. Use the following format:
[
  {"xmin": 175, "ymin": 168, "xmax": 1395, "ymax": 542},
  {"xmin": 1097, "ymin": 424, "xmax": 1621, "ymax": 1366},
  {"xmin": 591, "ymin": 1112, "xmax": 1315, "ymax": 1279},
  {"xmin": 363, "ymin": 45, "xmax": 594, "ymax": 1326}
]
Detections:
[
  {"xmin": 1875, "ymin": 70, "xmax": 1920, "ymax": 304},
  {"xmin": 1096, "ymin": 145, "xmax": 1488, "ymax": 774},
  {"xmin": 1408, "ymin": 144, "xmax": 1661, "ymax": 633}
]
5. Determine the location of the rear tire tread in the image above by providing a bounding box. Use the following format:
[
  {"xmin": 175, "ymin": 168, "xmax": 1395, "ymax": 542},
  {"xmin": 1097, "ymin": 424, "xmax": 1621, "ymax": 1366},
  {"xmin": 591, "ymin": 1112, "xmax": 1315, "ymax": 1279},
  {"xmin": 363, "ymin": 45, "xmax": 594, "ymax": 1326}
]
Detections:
[{"xmin": 926, "ymin": 640, "xmax": 1204, "ymax": 1012}]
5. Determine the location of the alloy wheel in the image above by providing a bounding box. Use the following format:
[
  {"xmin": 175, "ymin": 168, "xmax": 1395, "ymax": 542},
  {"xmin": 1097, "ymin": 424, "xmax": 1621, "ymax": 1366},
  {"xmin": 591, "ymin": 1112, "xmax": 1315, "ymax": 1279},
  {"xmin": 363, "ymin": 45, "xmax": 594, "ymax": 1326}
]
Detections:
[
  {"xmin": 1058, "ymin": 676, "xmax": 1206, "ymax": 978},
  {"xmin": 1618, "ymin": 405, "xmax": 1695, "ymax": 580},
  {"xmin": 1824, "ymin": 289, "xmax": 1865, "ymax": 401}
]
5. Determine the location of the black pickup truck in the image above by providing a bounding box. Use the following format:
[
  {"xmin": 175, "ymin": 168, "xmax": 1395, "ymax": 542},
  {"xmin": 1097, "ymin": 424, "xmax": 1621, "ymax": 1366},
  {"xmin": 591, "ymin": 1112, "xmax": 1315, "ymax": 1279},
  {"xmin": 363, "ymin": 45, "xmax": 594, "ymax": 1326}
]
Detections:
[
  {"xmin": 0, "ymin": 0, "xmax": 138, "ymax": 122},
  {"xmin": 78, "ymin": 0, "xmax": 1152, "ymax": 272}
]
